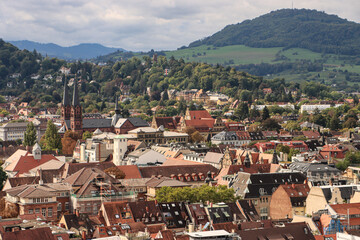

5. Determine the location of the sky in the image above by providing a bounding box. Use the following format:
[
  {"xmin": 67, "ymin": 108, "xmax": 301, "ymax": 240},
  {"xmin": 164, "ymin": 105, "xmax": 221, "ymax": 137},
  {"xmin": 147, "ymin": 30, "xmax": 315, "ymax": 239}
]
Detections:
[{"xmin": 0, "ymin": 0, "xmax": 359, "ymax": 51}]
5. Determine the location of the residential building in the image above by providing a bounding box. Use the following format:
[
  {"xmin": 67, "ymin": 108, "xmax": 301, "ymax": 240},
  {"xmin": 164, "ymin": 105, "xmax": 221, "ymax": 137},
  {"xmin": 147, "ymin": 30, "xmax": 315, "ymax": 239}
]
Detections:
[
  {"xmin": 231, "ymin": 172, "xmax": 307, "ymax": 220},
  {"xmin": 5, "ymin": 182, "xmax": 71, "ymax": 221},
  {"xmin": 269, "ymin": 183, "xmax": 310, "ymax": 220},
  {"xmin": 306, "ymin": 185, "xmax": 360, "ymax": 215},
  {"xmin": 0, "ymin": 121, "xmax": 42, "ymax": 141}
]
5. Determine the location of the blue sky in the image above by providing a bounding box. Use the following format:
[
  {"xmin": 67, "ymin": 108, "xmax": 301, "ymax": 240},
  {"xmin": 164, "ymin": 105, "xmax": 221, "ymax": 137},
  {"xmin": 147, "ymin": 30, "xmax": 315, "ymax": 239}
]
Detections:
[{"xmin": 0, "ymin": 0, "xmax": 359, "ymax": 51}]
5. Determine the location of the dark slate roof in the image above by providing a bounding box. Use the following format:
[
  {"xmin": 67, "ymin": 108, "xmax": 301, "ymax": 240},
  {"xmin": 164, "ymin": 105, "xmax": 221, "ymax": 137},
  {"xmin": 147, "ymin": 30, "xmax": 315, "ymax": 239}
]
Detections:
[
  {"xmin": 128, "ymin": 117, "xmax": 149, "ymax": 127},
  {"xmin": 83, "ymin": 118, "xmax": 112, "ymax": 129},
  {"xmin": 212, "ymin": 131, "xmax": 239, "ymax": 141},
  {"xmin": 158, "ymin": 202, "xmax": 190, "ymax": 228},
  {"xmin": 237, "ymin": 200, "xmax": 259, "ymax": 221},
  {"xmin": 244, "ymin": 172, "xmax": 307, "ymax": 198},
  {"xmin": 321, "ymin": 186, "xmax": 356, "ymax": 202},
  {"xmin": 206, "ymin": 205, "xmax": 233, "ymax": 224}
]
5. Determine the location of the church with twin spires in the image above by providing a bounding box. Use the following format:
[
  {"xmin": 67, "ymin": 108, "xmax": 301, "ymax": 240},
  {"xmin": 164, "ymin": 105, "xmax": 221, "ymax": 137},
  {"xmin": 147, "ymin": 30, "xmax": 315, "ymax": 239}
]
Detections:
[{"xmin": 59, "ymin": 79, "xmax": 121, "ymax": 134}]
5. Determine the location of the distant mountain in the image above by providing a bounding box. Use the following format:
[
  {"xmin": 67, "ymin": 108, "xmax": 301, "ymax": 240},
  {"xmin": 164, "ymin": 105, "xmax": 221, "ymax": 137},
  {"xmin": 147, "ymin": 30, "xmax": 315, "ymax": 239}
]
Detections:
[
  {"xmin": 189, "ymin": 9, "xmax": 360, "ymax": 55},
  {"xmin": 9, "ymin": 40, "xmax": 126, "ymax": 60}
]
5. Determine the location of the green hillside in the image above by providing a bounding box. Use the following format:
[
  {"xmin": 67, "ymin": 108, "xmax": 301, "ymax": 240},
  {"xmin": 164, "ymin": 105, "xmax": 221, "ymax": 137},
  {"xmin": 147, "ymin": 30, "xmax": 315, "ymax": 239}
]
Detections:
[{"xmin": 189, "ymin": 9, "xmax": 360, "ymax": 55}]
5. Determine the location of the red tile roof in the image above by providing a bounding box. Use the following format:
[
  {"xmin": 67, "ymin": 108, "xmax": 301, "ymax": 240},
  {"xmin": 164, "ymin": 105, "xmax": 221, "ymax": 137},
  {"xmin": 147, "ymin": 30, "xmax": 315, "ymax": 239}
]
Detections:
[
  {"xmin": 13, "ymin": 154, "xmax": 58, "ymax": 176},
  {"xmin": 117, "ymin": 165, "xmax": 142, "ymax": 179},
  {"xmin": 189, "ymin": 110, "xmax": 212, "ymax": 119},
  {"xmin": 0, "ymin": 227, "xmax": 62, "ymax": 240},
  {"xmin": 330, "ymin": 202, "xmax": 360, "ymax": 215}
]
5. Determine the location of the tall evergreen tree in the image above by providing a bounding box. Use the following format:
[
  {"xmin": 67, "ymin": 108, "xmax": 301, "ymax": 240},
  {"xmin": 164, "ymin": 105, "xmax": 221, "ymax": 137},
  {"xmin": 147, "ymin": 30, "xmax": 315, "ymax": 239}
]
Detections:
[
  {"xmin": 262, "ymin": 106, "xmax": 270, "ymax": 121},
  {"xmin": 329, "ymin": 115, "xmax": 340, "ymax": 130},
  {"xmin": 23, "ymin": 122, "xmax": 37, "ymax": 146},
  {"xmin": 43, "ymin": 120, "xmax": 62, "ymax": 150}
]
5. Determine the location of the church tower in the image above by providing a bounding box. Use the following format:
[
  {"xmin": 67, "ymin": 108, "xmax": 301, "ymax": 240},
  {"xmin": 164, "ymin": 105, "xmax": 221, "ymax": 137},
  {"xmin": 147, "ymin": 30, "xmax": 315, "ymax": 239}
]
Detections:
[
  {"xmin": 111, "ymin": 95, "xmax": 122, "ymax": 127},
  {"xmin": 70, "ymin": 80, "xmax": 82, "ymax": 132},
  {"xmin": 61, "ymin": 79, "xmax": 71, "ymax": 122}
]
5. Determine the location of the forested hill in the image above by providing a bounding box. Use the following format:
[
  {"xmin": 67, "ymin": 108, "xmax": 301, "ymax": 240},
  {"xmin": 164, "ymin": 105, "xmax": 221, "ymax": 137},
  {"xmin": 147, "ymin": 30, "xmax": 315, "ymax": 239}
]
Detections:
[{"xmin": 189, "ymin": 9, "xmax": 360, "ymax": 55}]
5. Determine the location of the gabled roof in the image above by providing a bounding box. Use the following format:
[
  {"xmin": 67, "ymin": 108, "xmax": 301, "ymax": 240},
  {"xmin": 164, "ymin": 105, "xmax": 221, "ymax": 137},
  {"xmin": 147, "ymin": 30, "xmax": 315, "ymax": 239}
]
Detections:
[
  {"xmin": 0, "ymin": 227, "xmax": 63, "ymax": 240},
  {"xmin": 8, "ymin": 154, "xmax": 59, "ymax": 176},
  {"xmin": 102, "ymin": 201, "xmax": 135, "ymax": 225},
  {"xmin": 128, "ymin": 201, "xmax": 163, "ymax": 224},
  {"xmin": 64, "ymin": 167, "xmax": 118, "ymax": 187},
  {"xmin": 62, "ymin": 161, "xmax": 116, "ymax": 178},
  {"xmin": 117, "ymin": 165, "xmax": 142, "ymax": 179},
  {"xmin": 154, "ymin": 117, "xmax": 180, "ymax": 130},
  {"xmin": 203, "ymin": 152, "xmax": 223, "ymax": 164},
  {"xmin": 146, "ymin": 177, "xmax": 190, "ymax": 188}
]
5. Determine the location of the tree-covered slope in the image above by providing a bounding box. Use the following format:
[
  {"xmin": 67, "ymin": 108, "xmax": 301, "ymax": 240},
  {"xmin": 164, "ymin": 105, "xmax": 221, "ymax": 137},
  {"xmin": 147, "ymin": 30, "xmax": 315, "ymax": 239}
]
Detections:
[{"xmin": 189, "ymin": 9, "xmax": 360, "ymax": 55}]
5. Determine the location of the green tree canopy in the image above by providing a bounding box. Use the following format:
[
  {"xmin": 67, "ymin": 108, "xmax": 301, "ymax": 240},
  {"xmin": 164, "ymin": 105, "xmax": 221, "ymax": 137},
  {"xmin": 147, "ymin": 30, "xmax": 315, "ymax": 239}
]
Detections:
[
  {"xmin": 43, "ymin": 120, "xmax": 62, "ymax": 151},
  {"xmin": 23, "ymin": 122, "xmax": 37, "ymax": 147},
  {"xmin": 156, "ymin": 185, "xmax": 236, "ymax": 203}
]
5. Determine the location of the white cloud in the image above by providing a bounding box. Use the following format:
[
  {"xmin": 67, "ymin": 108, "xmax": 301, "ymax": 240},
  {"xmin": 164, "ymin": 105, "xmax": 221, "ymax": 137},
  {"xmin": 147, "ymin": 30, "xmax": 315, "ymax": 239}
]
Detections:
[{"xmin": 0, "ymin": 0, "xmax": 359, "ymax": 51}]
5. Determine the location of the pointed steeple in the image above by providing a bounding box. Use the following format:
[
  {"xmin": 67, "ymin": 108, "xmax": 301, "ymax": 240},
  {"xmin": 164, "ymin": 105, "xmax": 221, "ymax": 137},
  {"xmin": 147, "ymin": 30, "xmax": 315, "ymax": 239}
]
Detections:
[
  {"xmin": 72, "ymin": 79, "xmax": 80, "ymax": 106},
  {"xmin": 62, "ymin": 78, "xmax": 70, "ymax": 106},
  {"xmin": 272, "ymin": 149, "xmax": 279, "ymax": 164},
  {"xmin": 112, "ymin": 95, "xmax": 122, "ymax": 127},
  {"xmin": 114, "ymin": 95, "xmax": 120, "ymax": 114}
]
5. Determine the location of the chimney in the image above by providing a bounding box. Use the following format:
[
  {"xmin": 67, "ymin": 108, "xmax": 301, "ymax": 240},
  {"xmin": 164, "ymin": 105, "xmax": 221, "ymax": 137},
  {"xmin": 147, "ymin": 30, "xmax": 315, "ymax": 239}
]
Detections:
[
  {"xmin": 26, "ymin": 145, "xmax": 30, "ymax": 152},
  {"xmin": 76, "ymin": 209, "xmax": 79, "ymax": 217},
  {"xmin": 146, "ymin": 206, "xmax": 149, "ymax": 212},
  {"xmin": 81, "ymin": 230, "xmax": 86, "ymax": 240},
  {"xmin": 292, "ymin": 184, "xmax": 295, "ymax": 189}
]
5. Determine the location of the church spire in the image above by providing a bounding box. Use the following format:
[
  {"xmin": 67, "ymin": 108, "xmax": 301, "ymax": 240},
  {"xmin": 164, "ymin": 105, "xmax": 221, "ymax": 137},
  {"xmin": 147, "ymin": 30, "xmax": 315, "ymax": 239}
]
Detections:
[
  {"xmin": 114, "ymin": 95, "xmax": 120, "ymax": 114},
  {"xmin": 72, "ymin": 78, "xmax": 80, "ymax": 106},
  {"xmin": 62, "ymin": 78, "xmax": 70, "ymax": 106}
]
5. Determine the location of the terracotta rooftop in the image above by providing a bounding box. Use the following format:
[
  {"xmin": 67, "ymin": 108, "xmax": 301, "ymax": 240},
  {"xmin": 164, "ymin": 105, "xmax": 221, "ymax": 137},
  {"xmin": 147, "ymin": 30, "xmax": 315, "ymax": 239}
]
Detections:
[{"xmin": 117, "ymin": 165, "xmax": 142, "ymax": 179}]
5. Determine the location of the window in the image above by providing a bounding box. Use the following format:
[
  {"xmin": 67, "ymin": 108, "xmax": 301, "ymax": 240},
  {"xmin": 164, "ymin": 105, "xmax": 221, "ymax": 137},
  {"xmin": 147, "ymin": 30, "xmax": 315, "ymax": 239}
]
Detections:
[
  {"xmin": 35, "ymin": 208, "xmax": 40, "ymax": 214},
  {"xmin": 48, "ymin": 208, "xmax": 53, "ymax": 217},
  {"xmin": 28, "ymin": 209, "xmax": 33, "ymax": 214},
  {"xmin": 42, "ymin": 208, "xmax": 46, "ymax": 217},
  {"xmin": 65, "ymin": 202, "xmax": 69, "ymax": 211},
  {"xmin": 58, "ymin": 203, "xmax": 62, "ymax": 211},
  {"xmin": 115, "ymin": 214, "xmax": 120, "ymax": 219}
]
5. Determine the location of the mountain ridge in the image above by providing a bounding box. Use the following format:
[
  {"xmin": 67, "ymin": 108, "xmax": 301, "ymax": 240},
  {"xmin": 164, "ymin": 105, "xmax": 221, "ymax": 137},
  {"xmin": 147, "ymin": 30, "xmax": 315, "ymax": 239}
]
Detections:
[
  {"xmin": 9, "ymin": 40, "xmax": 126, "ymax": 60},
  {"xmin": 188, "ymin": 8, "xmax": 360, "ymax": 55}
]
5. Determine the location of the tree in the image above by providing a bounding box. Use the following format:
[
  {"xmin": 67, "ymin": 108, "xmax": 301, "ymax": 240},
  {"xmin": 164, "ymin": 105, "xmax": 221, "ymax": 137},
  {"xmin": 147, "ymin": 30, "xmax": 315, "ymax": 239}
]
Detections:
[
  {"xmin": 191, "ymin": 131, "xmax": 204, "ymax": 143},
  {"xmin": 0, "ymin": 166, "xmax": 7, "ymax": 190},
  {"xmin": 82, "ymin": 131, "xmax": 92, "ymax": 140},
  {"xmin": 23, "ymin": 122, "xmax": 37, "ymax": 146},
  {"xmin": 155, "ymin": 185, "xmax": 236, "ymax": 203},
  {"xmin": 343, "ymin": 117, "xmax": 357, "ymax": 129},
  {"xmin": 104, "ymin": 167, "xmax": 126, "ymax": 179},
  {"xmin": 260, "ymin": 118, "xmax": 281, "ymax": 131},
  {"xmin": 43, "ymin": 120, "xmax": 62, "ymax": 150},
  {"xmin": 234, "ymin": 102, "xmax": 249, "ymax": 120},
  {"xmin": 61, "ymin": 131, "xmax": 81, "ymax": 156},
  {"xmin": 329, "ymin": 115, "xmax": 340, "ymax": 130},
  {"xmin": 262, "ymin": 106, "xmax": 270, "ymax": 121},
  {"xmin": 276, "ymin": 144, "xmax": 290, "ymax": 154},
  {"xmin": 284, "ymin": 121, "xmax": 301, "ymax": 131}
]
